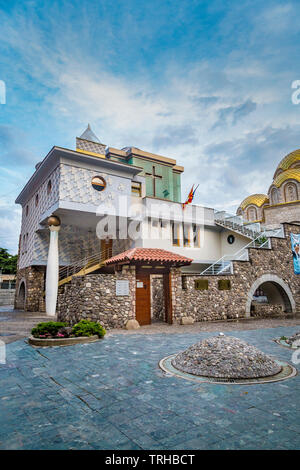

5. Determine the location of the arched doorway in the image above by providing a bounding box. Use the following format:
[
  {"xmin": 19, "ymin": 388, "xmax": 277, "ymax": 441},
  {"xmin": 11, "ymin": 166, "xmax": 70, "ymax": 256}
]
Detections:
[
  {"xmin": 17, "ymin": 281, "xmax": 26, "ymax": 310},
  {"xmin": 246, "ymin": 274, "xmax": 295, "ymax": 317}
]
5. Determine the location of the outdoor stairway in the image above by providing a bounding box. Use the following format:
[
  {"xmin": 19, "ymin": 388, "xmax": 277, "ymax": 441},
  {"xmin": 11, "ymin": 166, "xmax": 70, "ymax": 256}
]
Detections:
[
  {"xmin": 200, "ymin": 227, "xmax": 284, "ymax": 276},
  {"xmin": 214, "ymin": 211, "xmax": 261, "ymax": 239},
  {"xmin": 58, "ymin": 250, "xmax": 109, "ymax": 287}
]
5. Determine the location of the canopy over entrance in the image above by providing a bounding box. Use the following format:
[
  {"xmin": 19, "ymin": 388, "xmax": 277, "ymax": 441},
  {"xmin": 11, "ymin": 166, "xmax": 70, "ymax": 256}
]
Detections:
[
  {"xmin": 105, "ymin": 247, "xmax": 193, "ymax": 267},
  {"xmin": 105, "ymin": 248, "xmax": 192, "ymax": 326}
]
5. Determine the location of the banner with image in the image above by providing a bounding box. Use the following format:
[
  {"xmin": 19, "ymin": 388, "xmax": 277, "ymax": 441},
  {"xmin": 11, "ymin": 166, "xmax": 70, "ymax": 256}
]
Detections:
[{"xmin": 291, "ymin": 233, "xmax": 300, "ymax": 275}]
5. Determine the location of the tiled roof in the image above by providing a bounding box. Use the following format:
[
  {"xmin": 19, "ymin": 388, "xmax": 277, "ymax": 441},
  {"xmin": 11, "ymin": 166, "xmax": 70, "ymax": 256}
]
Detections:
[{"xmin": 105, "ymin": 248, "xmax": 193, "ymax": 266}]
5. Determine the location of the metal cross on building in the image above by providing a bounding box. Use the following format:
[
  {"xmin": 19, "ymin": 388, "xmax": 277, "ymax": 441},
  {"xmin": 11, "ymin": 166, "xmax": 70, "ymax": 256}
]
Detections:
[{"xmin": 145, "ymin": 165, "xmax": 162, "ymax": 197}]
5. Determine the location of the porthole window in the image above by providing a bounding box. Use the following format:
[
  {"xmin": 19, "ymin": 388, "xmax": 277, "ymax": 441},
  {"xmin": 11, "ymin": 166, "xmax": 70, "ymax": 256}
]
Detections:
[
  {"xmin": 227, "ymin": 234, "xmax": 235, "ymax": 245},
  {"xmin": 92, "ymin": 176, "xmax": 106, "ymax": 192},
  {"xmin": 47, "ymin": 180, "xmax": 52, "ymax": 194}
]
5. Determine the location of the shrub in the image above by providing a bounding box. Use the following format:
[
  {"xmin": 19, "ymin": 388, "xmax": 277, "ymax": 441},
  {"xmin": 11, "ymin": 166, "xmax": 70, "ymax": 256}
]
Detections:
[
  {"xmin": 31, "ymin": 322, "xmax": 68, "ymax": 338},
  {"xmin": 71, "ymin": 320, "xmax": 106, "ymax": 338}
]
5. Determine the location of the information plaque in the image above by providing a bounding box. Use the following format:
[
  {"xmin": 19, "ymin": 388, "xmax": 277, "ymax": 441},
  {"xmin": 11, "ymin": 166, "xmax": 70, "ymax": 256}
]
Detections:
[{"xmin": 116, "ymin": 280, "xmax": 129, "ymax": 296}]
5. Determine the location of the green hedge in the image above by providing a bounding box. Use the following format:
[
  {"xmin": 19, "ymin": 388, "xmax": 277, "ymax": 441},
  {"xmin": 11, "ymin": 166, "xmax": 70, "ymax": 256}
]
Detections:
[
  {"xmin": 72, "ymin": 320, "xmax": 106, "ymax": 338},
  {"xmin": 31, "ymin": 320, "xmax": 106, "ymax": 339},
  {"xmin": 31, "ymin": 322, "xmax": 68, "ymax": 338}
]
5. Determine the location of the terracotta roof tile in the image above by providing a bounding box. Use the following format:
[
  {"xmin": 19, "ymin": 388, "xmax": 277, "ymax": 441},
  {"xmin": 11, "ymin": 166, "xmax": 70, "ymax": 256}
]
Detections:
[{"xmin": 105, "ymin": 248, "xmax": 193, "ymax": 266}]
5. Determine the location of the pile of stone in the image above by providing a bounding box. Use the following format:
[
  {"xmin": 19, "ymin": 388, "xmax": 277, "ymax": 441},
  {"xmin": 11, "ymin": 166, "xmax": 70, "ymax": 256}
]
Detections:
[{"xmin": 171, "ymin": 335, "xmax": 281, "ymax": 379}]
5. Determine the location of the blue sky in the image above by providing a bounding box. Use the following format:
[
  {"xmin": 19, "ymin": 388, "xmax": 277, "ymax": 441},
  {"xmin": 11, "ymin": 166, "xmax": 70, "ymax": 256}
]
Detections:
[{"xmin": 0, "ymin": 0, "xmax": 300, "ymax": 253}]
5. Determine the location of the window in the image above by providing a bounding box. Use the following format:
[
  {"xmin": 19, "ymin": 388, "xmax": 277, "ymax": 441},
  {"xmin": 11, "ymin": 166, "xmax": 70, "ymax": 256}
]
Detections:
[
  {"xmin": 192, "ymin": 224, "xmax": 200, "ymax": 247},
  {"xmin": 47, "ymin": 180, "xmax": 52, "ymax": 194},
  {"xmin": 172, "ymin": 222, "xmax": 180, "ymax": 246},
  {"xmin": 218, "ymin": 280, "xmax": 231, "ymax": 290},
  {"xmin": 92, "ymin": 176, "xmax": 106, "ymax": 192},
  {"xmin": 35, "ymin": 194, "xmax": 39, "ymax": 207},
  {"xmin": 181, "ymin": 276, "xmax": 187, "ymax": 290},
  {"xmin": 183, "ymin": 223, "xmax": 190, "ymax": 247},
  {"xmin": 131, "ymin": 181, "xmax": 142, "ymax": 197},
  {"xmin": 25, "ymin": 205, "xmax": 29, "ymax": 216},
  {"xmin": 227, "ymin": 234, "xmax": 235, "ymax": 245},
  {"xmin": 195, "ymin": 279, "xmax": 208, "ymax": 290}
]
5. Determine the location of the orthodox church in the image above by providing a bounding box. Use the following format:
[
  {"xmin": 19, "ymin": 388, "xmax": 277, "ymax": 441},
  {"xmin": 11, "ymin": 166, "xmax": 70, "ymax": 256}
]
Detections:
[
  {"xmin": 237, "ymin": 149, "xmax": 300, "ymax": 228},
  {"xmin": 14, "ymin": 126, "xmax": 300, "ymax": 327}
]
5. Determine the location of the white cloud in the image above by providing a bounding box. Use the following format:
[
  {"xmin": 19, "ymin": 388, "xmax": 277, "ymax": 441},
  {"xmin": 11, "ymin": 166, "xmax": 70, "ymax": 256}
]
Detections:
[{"xmin": 1, "ymin": 2, "xmax": 300, "ymax": 252}]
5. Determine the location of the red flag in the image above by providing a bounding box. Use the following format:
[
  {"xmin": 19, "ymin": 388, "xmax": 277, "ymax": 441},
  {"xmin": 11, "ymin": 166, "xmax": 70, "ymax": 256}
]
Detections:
[{"xmin": 182, "ymin": 184, "xmax": 199, "ymax": 210}]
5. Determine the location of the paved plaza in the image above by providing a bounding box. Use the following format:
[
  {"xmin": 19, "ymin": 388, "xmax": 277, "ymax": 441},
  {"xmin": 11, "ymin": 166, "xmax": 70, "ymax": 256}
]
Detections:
[{"xmin": 0, "ymin": 315, "xmax": 300, "ymax": 450}]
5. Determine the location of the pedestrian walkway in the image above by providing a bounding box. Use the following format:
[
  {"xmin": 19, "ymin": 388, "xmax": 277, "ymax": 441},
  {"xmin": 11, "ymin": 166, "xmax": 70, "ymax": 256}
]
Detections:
[{"xmin": 0, "ymin": 325, "xmax": 299, "ymax": 449}]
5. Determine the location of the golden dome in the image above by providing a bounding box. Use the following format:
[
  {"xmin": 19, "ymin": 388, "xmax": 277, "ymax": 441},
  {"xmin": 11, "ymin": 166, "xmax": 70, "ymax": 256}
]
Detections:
[
  {"xmin": 273, "ymin": 168, "xmax": 300, "ymax": 188},
  {"xmin": 240, "ymin": 194, "xmax": 269, "ymax": 210},
  {"xmin": 274, "ymin": 149, "xmax": 300, "ymax": 176}
]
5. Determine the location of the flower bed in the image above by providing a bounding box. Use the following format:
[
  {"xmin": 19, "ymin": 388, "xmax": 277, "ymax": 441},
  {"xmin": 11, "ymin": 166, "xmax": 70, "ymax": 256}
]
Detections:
[{"xmin": 28, "ymin": 320, "xmax": 106, "ymax": 347}]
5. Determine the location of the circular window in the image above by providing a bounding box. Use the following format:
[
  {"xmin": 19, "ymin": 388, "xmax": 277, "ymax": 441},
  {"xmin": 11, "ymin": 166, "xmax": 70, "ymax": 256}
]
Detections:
[
  {"xmin": 227, "ymin": 234, "xmax": 235, "ymax": 245},
  {"xmin": 92, "ymin": 176, "xmax": 106, "ymax": 192}
]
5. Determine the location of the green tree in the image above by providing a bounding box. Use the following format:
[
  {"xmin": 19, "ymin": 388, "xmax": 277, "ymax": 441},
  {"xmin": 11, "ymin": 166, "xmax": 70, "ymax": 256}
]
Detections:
[{"xmin": 0, "ymin": 248, "xmax": 18, "ymax": 274}]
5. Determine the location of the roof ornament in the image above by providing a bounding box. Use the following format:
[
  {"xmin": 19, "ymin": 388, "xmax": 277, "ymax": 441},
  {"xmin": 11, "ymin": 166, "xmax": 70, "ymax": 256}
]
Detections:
[{"xmin": 79, "ymin": 124, "xmax": 101, "ymax": 143}]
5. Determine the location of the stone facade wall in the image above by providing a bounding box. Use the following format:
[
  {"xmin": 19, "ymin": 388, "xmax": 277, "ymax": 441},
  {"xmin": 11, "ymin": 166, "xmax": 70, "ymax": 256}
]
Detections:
[
  {"xmin": 14, "ymin": 266, "xmax": 46, "ymax": 312},
  {"xmin": 172, "ymin": 223, "xmax": 300, "ymax": 323},
  {"xmin": 151, "ymin": 275, "xmax": 165, "ymax": 321},
  {"xmin": 264, "ymin": 203, "xmax": 300, "ymax": 228},
  {"xmin": 251, "ymin": 303, "xmax": 283, "ymax": 317},
  {"xmin": 57, "ymin": 266, "xmax": 136, "ymax": 329}
]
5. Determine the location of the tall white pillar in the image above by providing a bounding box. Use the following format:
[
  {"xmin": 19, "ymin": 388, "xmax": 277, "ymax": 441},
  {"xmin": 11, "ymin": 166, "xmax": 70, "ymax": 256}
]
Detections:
[{"xmin": 45, "ymin": 216, "xmax": 61, "ymax": 317}]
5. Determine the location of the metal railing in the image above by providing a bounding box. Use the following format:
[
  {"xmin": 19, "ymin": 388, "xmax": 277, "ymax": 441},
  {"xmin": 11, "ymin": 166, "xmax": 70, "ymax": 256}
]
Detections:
[
  {"xmin": 214, "ymin": 210, "xmax": 261, "ymax": 239},
  {"xmin": 200, "ymin": 227, "xmax": 283, "ymax": 276},
  {"xmin": 59, "ymin": 248, "xmax": 111, "ymax": 282}
]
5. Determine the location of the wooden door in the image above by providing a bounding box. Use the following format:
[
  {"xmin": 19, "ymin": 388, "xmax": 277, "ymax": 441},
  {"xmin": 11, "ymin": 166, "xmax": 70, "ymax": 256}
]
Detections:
[
  {"xmin": 136, "ymin": 271, "xmax": 151, "ymax": 325},
  {"xmin": 101, "ymin": 239, "xmax": 112, "ymax": 261},
  {"xmin": 163, "ymin": 272, "xmax": 173, "ymax": 324}
]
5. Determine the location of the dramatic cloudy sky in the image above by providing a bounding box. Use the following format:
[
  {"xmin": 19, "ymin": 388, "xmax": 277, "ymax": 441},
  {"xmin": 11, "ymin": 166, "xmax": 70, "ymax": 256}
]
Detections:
[{"xmin": 0, "ymin": 0, "xmax": 300, "ymax": 253}]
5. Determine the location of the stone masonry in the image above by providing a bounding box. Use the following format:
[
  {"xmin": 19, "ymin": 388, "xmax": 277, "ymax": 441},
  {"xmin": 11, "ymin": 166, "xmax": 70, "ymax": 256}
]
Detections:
[
  {"xmin": 57, "ymin": 266, "xmax": 136, "ymax": 329},
  {"xmin": 15, "ymin": 223, "xmax": 300, "ymax": 328},
  {"xmin": 14, "ymin": 266, "xmax": 46, "ymax": 312},
  {"xmin": 171, "ymin": 223, "xmax": 300, "ymax": 324}
]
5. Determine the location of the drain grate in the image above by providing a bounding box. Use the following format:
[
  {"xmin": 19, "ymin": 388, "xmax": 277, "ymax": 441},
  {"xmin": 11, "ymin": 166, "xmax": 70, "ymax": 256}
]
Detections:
[{"xmin": 159, "ymin": 355, "xmax": 297, "ymax": 385}]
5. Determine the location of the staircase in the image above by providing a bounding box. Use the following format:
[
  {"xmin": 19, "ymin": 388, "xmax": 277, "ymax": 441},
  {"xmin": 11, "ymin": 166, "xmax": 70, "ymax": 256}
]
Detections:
[
  {"xmin": 200, "ymin": 227, "xmax": 284, "ymax": 276},
  {"xmin": 58, "ymin": 249, "xmax": 109, "ymax": 287},
  {"xmin": 214, "ymin": 211, "xmax": 261, "ymax": 239}
]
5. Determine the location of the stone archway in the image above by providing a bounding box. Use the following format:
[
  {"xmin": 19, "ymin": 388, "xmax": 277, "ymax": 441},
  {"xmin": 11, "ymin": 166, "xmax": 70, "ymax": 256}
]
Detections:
[
  {"xmin": 245, "ymin": 274, "xmax": 296, "ymax": 317},
  {"xmin": 16, "ymin": 279, "xmax": 26, "ymax": 310}
]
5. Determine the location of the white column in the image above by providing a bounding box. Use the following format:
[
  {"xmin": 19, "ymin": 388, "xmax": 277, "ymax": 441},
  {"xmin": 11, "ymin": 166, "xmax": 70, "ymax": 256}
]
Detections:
[{"xmin": 46, "ymin": 225, "xmax": 60, "ymax": 316}]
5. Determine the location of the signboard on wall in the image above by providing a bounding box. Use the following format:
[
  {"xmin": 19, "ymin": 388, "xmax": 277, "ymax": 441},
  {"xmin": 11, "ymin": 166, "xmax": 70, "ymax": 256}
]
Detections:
[
  {"xmin": 291, "ymin": 233, "xmax": 300, "ymax": 275},
  {"xmin": 116, "ymin": 280, "xmax": 129, "ymax": 296}
]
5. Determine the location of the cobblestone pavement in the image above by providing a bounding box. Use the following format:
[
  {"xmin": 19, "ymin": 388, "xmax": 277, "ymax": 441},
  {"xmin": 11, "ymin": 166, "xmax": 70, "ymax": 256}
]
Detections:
[
  {"xmin": 108, "ymin": 317, "xmax": 300, "ymax": 335},
  {"xmin": 0, "ymin": 306, "xmax": 54, "ymax": 344},
  {"xmin": 0, "ymin": 323, "xmax": 299, "ymax": 450}
]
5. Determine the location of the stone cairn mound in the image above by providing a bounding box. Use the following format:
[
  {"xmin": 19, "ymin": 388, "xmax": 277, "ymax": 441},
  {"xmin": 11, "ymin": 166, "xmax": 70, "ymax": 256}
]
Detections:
[{"xmin": 171, "ymin": 335, "xmax": 282, "ymax": 379}]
